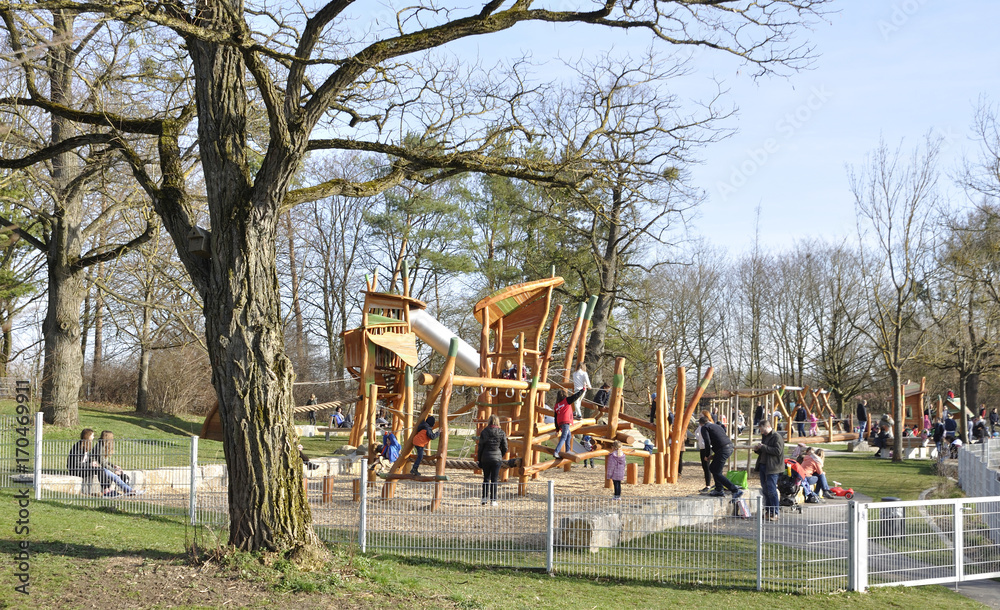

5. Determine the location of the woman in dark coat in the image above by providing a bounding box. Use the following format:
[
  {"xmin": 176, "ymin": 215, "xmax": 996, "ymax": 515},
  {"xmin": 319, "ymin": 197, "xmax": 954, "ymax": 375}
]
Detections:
[{"xmin": 477, "ymin": 414, "xmax": 508, "ymax": 506}]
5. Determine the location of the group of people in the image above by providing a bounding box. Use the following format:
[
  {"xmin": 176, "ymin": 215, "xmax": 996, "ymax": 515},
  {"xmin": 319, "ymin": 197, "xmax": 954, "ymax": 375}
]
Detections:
[{"xmin": 67, "ymin": 429, "xmax": 143, "ymax": 497}]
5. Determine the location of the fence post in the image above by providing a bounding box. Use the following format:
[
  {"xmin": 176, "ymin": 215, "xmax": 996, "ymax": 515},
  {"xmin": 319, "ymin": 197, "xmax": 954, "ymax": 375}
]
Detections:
[
  {"xmin": 848, "ymin": 500, "xmax": 859, "ymax": 590},
  {"xmin": 546, "ymin": 480, "xmax": 554, "ymax": 575},
  {"xmin": 755, "ymin": 494, "xmax": 763, "ymax": 591},
  {"xmin": 33, "ymin": 412, "xmax": 43, "ymax": 501},
  {"xmin": 953, "ymin": 500, "xmax": 964, "ymax": 583},
  {"xmin": 856, "ymin": 502, "xmax": 869, "ymax": 591},
  {"xmin": 189, "ymin": 436, "xmax": 199, "ymax": 525},
  {"xmin": 359, "ymin": 459, "xmax": 368, "ymax": 553}
]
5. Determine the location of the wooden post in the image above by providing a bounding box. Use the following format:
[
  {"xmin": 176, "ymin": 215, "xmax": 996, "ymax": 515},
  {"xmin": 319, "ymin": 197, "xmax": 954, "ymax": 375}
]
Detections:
[
  {"xmin": 575, "ymin": 295, "xmax": 598, "ymax": 368},
  {"xmin": 605, "ymin": 358, "xmax": 626, "ymax": 438},
  {"xmin": 626, "ymin": 462, "xmax": 638, "ymax": 485},
  {"xmin": 322, "ymin": 475, "xmax": 335, "ymax": 504},
  {"xmin": 643, "ymin": 455, "xmax": 653, "ymax": 484},
  {"xmin": 668, "ymin": 367, "xmax": 685, "ymax": 484},
  {"xmin": 655, "ymin": 352, "xmax": 668, "ymax": 484},
  {"xmin": 479, "ymin": 307, "xmax": 491, "ymax": 377},
  {"xmin": 431, "ymin": 339, "xmax": 459, "ymax": 511},
  {"xmin": 562, "ymin": 302, "xmax": 587, "ymax": 384},
  {"xmin": 366, "ymin": 386, "xmax": 380, "ymax": 466},
  {"xmin": 518, "ymin": 375, "xmax": 540, "ymax": 495}
]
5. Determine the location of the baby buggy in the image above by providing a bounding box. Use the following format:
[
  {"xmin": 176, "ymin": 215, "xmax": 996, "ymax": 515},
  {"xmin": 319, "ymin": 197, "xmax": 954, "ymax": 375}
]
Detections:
[{"xmin": 777, "ymin": 458, "xmax": 813, "ymax": 512}]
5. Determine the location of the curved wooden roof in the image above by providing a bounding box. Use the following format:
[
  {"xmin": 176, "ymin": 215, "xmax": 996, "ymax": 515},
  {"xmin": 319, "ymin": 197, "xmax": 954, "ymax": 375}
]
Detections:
[{"xmin": 473, "ymin": 276, "xmax": 564, "ymax": 325}]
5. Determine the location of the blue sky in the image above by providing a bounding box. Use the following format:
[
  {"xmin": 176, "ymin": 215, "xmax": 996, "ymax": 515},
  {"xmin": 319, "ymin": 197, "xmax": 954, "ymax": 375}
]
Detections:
[
  {"xmin": 682, "ymin": 2, "xmax": 1000, "ymax": 253},
  {"xmin": 453, "ymin": 1, "xmax": 1000, "ymax": 255}
]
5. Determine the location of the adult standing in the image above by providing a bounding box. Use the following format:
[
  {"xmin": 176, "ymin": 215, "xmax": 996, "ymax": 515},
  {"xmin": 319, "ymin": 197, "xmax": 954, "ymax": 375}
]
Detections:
[
  {"xmin": 932, "ymin": 417, "xmax": 946, "ymax": 460},
  {"xmin": 990, "ymin": 408, "xmax": 999, "ymax": 435},
  {"xmin": 753, "ymin": 403, "xmax": 765, "ymax": 428},
  {"xmin": 693, "ymin": 417, "xmax": 712, "ymax": 493},
  {"xmin": 571, "ymin": 362, "xmax": 591, "ymax": 420},
  {"xmin": 856, "ymin": 399, "xmax": 869, "ymax": 439},
  {"xmin": 793, "ymin": 404, "xmax": 807, "ymax": 438},
  {"xmin": 700, "ymin": 416, "xmax": 742, "ymax": 498},
  {"xmin": 477, "ymin": 414, "xmax": 508, "ymax": 506},
  {"xmin": 306, "ymin": 393, "xmax": 318, "ymax": 426},
  {"xmin": 943, "ymin": 414, "xmax": 957, "ymax": 442},
  {"xmin": 753, "ymin": 421, "xmax": 785, "ymax": 521}
]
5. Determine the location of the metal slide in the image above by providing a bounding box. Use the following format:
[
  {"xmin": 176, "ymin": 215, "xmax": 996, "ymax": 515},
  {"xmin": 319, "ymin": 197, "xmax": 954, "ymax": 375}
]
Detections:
[{"xmin": 409, "ymin": 308, "xmax": 482, "ymax": 376}]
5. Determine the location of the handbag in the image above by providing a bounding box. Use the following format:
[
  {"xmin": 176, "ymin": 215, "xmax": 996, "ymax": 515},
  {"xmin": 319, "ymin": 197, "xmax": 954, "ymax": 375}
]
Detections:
[{"xmin": 726, "ymin": 469, "xmax": 748, "ymax": 489}]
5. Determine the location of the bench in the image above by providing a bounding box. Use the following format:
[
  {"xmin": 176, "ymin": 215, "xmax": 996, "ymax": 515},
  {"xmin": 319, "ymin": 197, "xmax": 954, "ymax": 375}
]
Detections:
[
  {"xmin": 878, "ymin": 437, "xmax": 937, "ymax": 459},
  {"xmin": 317, "ymin": 426, "xmax": 353, "ymax": 441}
]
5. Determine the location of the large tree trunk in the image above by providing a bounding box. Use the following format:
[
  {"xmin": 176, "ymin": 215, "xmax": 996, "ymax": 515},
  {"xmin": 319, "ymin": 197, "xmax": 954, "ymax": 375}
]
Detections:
[
  {"xmin": 890, "ymin": 368, "xmax": 904, "ymax": 462},
  {"xmin": 188, "ymin": 22, "xmax": 319, "ymax": 554},
  {"xmin": 40, "ymin": 9, "xmax": 86, "ymax": 427},
  {"xmin": 41, "ymin": 261, "xmax": 85, "ymax": 426},
  {"xmin": 585, "ymin": 185, "xmax": 622, "ymax": 378},
  {"xmin": 136, "ymin": 292, "xmax": 152, "ymax": 414}
]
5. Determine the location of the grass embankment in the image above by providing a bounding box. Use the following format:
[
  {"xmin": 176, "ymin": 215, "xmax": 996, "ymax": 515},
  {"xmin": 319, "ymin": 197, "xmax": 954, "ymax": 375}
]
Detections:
[{"xmin": 0, "ymin": 487, "xmax": 988, "ymax": 609}]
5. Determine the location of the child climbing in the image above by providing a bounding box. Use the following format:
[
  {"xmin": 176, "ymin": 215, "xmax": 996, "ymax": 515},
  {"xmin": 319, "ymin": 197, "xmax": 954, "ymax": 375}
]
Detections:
[
  {"xmin": 553, "ymin": 388, "xmax": 585, "ymax": 458},
  {"xmin": 410, "ymin": 416, "xmax": 438, "ymax": 476},
  {"xmin": 606, "ymin": 440, "xmax": 626, "ymax": 500},
  {"xmin": 580, "ymin": 435, "xmax": 595, "ymax": 467}
]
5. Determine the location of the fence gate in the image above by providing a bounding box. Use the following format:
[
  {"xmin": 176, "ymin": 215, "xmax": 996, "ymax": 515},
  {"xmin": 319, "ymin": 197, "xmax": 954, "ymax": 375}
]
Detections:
[
  {"xmin": 863, "ymin": 496, "xmax": 1000, "ymax": 589},
  {"xmin": 760, "ymin": 502, "xmax": 850, "ymax": 593}
]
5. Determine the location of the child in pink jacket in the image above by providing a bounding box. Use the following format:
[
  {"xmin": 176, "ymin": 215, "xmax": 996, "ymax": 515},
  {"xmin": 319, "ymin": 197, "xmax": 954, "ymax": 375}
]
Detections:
[{"xmin": 606, "ymin": 440, "xmax": 626, "ymax": 500}]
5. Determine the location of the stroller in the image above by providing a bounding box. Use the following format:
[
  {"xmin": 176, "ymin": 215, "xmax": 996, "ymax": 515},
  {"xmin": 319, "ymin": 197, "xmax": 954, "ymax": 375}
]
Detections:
[{"xmin": 777, "ymin": 458, "xmax": 812, "ymax": 513}]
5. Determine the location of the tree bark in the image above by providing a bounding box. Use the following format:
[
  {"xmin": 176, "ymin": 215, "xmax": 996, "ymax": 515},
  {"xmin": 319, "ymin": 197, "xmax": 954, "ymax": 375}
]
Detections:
[
  {"xmin": 41, "ymin": 260, "xmax": 85, "ymax": 426},
  {"xmin": 187, "ymin": 26, "xmax": 318, "ymax": 553}
]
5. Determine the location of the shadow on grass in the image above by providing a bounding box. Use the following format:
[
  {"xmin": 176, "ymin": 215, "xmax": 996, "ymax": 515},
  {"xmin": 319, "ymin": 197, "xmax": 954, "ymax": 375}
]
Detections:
[
  {"xmin": 81, "ymin": 408, "xmax": 203, "ymax": 438},
  {"xmin": 0, "ymin": 538, "xmax": 188, "ymax": 562}
]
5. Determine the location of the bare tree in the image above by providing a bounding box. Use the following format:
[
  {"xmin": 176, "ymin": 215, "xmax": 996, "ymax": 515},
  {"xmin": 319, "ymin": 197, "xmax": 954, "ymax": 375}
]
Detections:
[
  {"xmin": 0, "ymin": 0, "xmax": 829, "ymax": 555},
  {"xmin": 528, "ymin": 52, "xmax": 730, "ymax": 381},
  {"xmin": 805, "ymin": 243, "xmax": 875, "ymax": 416},
  {"xmin": 850, "ymin": 137, "xmax": 939, "ymax": 461}
]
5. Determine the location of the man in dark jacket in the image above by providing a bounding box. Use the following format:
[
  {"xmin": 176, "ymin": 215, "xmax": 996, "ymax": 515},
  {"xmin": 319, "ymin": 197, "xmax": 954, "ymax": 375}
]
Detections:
[
  {"xmin": 700, "ymin": 416, "xmax": 742, "ymax": 499},
  {"xmin": 793, "ymin": 404, "xmax": 807, "ymax": 438},
  {"xmin": 753, "ymin": 421, "xmax": 785, "ymax": 520},
  {"xmin": 856, "ymin": 399, "xmax": 869, "ymax": 439},
  {"xmin": 753, "ymin": 403, "xmax": 765, "ymax": 427}
]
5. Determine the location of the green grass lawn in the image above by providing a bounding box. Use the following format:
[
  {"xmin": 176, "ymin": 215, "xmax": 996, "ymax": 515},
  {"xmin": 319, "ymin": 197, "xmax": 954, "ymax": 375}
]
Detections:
[{"xmin": 822, "ymin": 453, "xmax": 943, "ymax": 501}]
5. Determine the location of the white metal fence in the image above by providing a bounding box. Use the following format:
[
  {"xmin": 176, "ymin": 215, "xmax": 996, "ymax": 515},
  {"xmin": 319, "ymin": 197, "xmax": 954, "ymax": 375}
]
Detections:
[
  {"xmin": 958, "ymin": 439, "xmax": 1000, "ymax": 498},
  {"xmin": 7, "ymin": 412, "xmax": 1000, "ymax": 593}
]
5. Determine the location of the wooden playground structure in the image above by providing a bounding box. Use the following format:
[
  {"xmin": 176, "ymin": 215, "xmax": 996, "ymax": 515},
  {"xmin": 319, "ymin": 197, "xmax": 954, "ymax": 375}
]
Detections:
[{"xmin": 333, "ymin": 267, "xmax": 720, "ymax": 508}]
